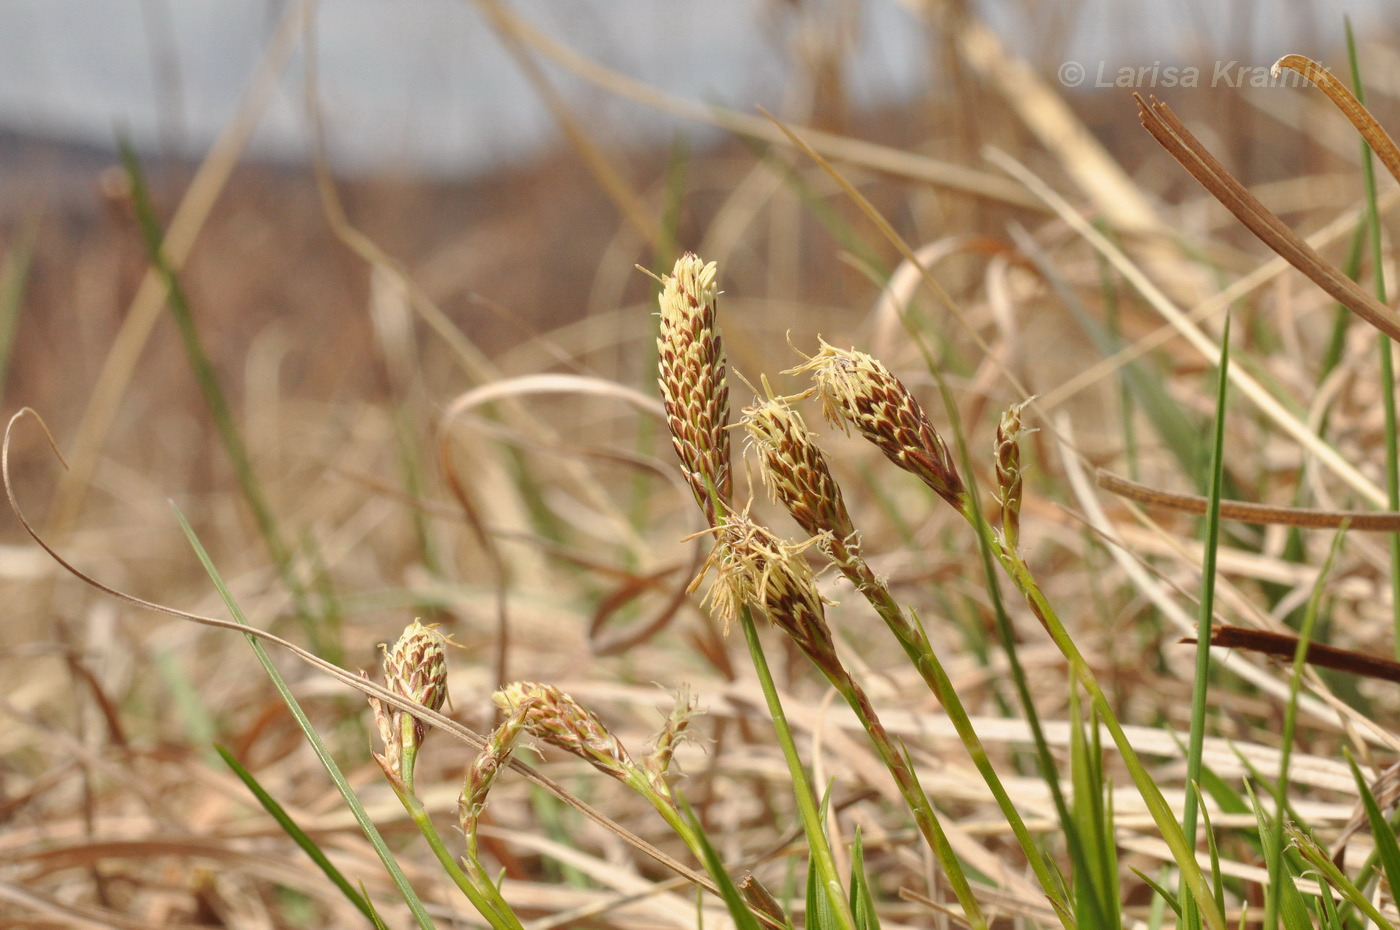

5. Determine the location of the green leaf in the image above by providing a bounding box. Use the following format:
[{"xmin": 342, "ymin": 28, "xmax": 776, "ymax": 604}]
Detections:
[
  {"xmin": 217, "ymin": 745, "xmax": 378, "ymax": 923},
  {"xmin": 678, "ymin": 794, "xmax": 766, "ymax": 930},
  {"xmin": 1289, "ymin": 822, "xmax": 1395, "ymax": 930},
  {"xmin": 849, "ymin": 828, "xmax": 881, "ymax": 930},
  {"xmin": 1130, "ymin": 867, "xmax": 1181, "ymax": 920},
  {"xmin": 172, "ymin": 506, "xmax": 437, "ymax": 930},
  {"xmin": 1344, "ymin": 748, "xmax": 1400, "ymax": 901},
  {"xmin": 1247, "ymin": 782, "xmax": 1311, "ymax": 930}
]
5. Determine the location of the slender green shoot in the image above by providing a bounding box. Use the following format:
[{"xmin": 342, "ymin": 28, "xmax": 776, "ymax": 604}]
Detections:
[
  {"xmin": 1182, "ymin": 312, "xmax": 1231, "ymax": 864},
  {"xmin": 739, "ymin": 607, "xmax": 858, "ymax": 930},
  {"xmin": 1266, "ymin": 524, "xmax": 1347, "ymax": 930},
  {"xmin": 1344, "ymin": 21, "xmax": 1400, "ymax": 661},
  {"xmin": 170, "ymin": 505, "xmax": 435, "ymax": 930},
  {"xmin": 216, "ymin": 745, "xmax": 378, "ymax": 923}
]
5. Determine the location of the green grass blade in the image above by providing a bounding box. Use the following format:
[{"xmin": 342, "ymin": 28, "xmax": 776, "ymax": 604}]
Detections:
[
  {"xmin": 1248, "ymin": 782, "xmax": 1312, "ymax": 930},
  {"xmin": 1344, "ymin": 19, "xmax": 1400, "ymax": 662},
  {"xmin": 0, "ymin": 218, "xmax": 35, "ymax": 411},
  {"xmin": 171, "ymin": 504, "xmax": 436, "ymax": 930},
  {"xmin": 849, "ymin": 827, "xmax": 881, "ymax": 930},
  {"xmin": 1344, "ymin": 747, "xmax": 1400, "ymax": 902},
  {"xmin": 1182, "ymin": 312, "xmax": 1231, "ymax": 854},
  {"xmin": 1130, "ymin": 867, "xmax": 1182, "ymax": 920},
  {"xmin": 678, "ymin": 794, "xmax": 766, "ymax": 930},
  {"xmin": 216, "ymin": 745, "xmax": 378, "ymax": 923},
  {"xmin": 118, "ymin": 137, "xmax": 327, "ymax": 656},
  {"xmin": 1267, "ymin": 524, "xmax": 1346, "ymax": 930},
  {"xmin": 1289, "ymin": 823, "xmax": 1395, "ymax": 930},
  {"xmin": 738, "ymin": 608, "xmax": 857, "ymax": 930}
]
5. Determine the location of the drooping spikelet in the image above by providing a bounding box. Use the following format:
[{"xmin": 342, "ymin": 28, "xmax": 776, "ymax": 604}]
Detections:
[
  {"xmin": 656, "ymin": 253, "xmax": 731, "ymax": 526},
  {"xmin": 493, "ymin": 682, "xmax": 635, "ymax": 783},
  {"xmin": 994, "ymin": 399, "xmax": 1032, "ymax": 551},
  {"xmin": 701, "ymin": 513, "xmax": 838, "ymax": 666},
  {"xmin": 787, "ymin": 340, "xmax": 964, "ymax": 508},
  {"xmin": 742, "ymin": 395, "xmax": 855, "ymax": 543},
  {"xmin": 368, "ymin": 619, "xmax": 449, "ymax": 787}
]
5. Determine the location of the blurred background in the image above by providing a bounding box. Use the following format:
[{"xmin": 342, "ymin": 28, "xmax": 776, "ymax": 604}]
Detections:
[{"xmin": 7, "ymin": 0, "xmax": 1400, "ymax": 924}]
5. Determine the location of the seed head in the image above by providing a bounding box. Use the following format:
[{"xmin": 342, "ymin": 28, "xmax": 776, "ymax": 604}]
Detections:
[
  {"xmin": 995, "ymin": 400, "xmax": 1032, "ymax": 551},
  {"xmin": 787, "ymin": 340, "xmax": 964, "ymax": 508},
  {"xmin": 742, "ymin": 396, "xmax": 855, "ymax": 542},
  {"xmin": 657, "ymin": 253, "xmax": 731, "ymax": 526},
  {"xmin": 368, "ymin": 619, "xmax": 449, "ymax": 788},
  {"xmin": 493, "ymin": 682, "xmax": 635, "ymax": 783}
]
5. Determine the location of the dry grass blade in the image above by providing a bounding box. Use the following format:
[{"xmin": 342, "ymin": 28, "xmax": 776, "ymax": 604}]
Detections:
[
  {"xmin": 1273, "ymin": 54, "xmax": 1400, "ymax": 185},
  {"xmin": 1, "ymin": 409, "xmax": 725, "ymax": 905},
  {"xmin": 1097, "ymin": 469, "xmax": 1400, "ymax": 531},
  {"xmin": 462, "ymin": 0, "xmax": 1043, "ymax": 210},
  {"xmin": 1136, "ymin": 93, "xmax": 1400, "ymax": 342}
]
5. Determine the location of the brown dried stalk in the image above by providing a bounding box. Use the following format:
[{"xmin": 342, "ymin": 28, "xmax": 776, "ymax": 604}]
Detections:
[
  {"xmin": 1136, "ymin": 93, "xmax": 1400, "ymax": 343},
  {"xmin": 1272, "ymin": 55, "xmax": 1400, "ymax": 186},
  {"xmin": 1194, "ymin": 625, "xmax": 1400, "ymax": 685},
  {"xmin": 1097, "ymin": 468, "xmax": 1400, "ymax": 532},
  {"xmin": 656, "ymin": 253, "xmax": 731, "ymax": 527}
]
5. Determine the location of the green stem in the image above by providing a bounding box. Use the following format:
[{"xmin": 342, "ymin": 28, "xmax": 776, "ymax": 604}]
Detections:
[
  {"xmin": 827, "ymin": 671, "xmax": 989, "ymax": 930},
  {"xmin": 394, "ymin": 785, "xmax": 524, "ymax": 930},
  {"xmin": 828, "ymin": 539, "xmax": 1072, "ymax": 926},
  {"xmin": 739, "ymin": 608, "xmax": 857, "ymax": 930},
  {"xmin": 964, "ymin": 505, "xmax": 1227, "ymax": 930}
]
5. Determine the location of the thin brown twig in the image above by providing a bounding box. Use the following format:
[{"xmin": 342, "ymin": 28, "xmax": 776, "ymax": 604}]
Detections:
[
  {"xmin": 1191, "ymin": 625, "xmax": 1400, "ymax": 686},
  {"xmin": 1097, "ymin": 469, "xmax": 1400, "ymax": 532},
  {"xmin": 1273, "ymin": 55, "xmax": 1400, "ymax": 186}
]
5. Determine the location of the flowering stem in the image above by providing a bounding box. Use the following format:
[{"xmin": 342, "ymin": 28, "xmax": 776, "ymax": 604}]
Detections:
[
  {"xmin": 826, "ymin": 537, "xmax": 1070, "ymax": 922},
  {"xmin": 393, "ymin": 783, "xmax": 524, "ymax": 930},
  {"xmin": 739, "ymin": 606, "xmax": 857, "ymax": 930},
  {"xmin": 961, "ymin": 499, "xmax": 1226, "ymax": 930}
]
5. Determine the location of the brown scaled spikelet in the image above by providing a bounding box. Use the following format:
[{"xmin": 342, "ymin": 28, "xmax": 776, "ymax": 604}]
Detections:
[
  {"xmin": 995, "ymin": 399, "xmax": 1032, "ymax": 551},
  {"xmin": 368, "ymin": 619, "xmax": 449, "ymax": 788},
  {"xmin": 493, "ymin": 682, "xmax": 636, "ymax": 783},
  {"xmin": 788, "ymin": 340, "xmax": 964, "ymax": 509},
  {"xmin": 656, "ymin": 253, "xmax": 731, "ymax": 527}
]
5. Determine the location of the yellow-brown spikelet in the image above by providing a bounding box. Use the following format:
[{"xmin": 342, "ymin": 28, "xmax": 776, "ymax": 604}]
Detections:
[
  {"xmin": 368, "ymin": 619, "xmax": 449, "ymax": 786},
  {"xmin": 657, "ymin": 253, "xmax": 731, "ymax": 526},
  {"xmin": 741, "ymin": 396, "xmax": 856, "ymax": 543},
  {"xmin": 994, "ymin": 399, "xmax": 1032, "ymax": 551},
  {"xmin": 493, "ymin": 682, "xmax": 635, "ymax": 783},
  {"xmin": 787, "ymin": 340, "xmax": 964, "ymax": 508},
  {"xmin": 702, "ymin": 513, "xmax": 839, "ymax": 666}
]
